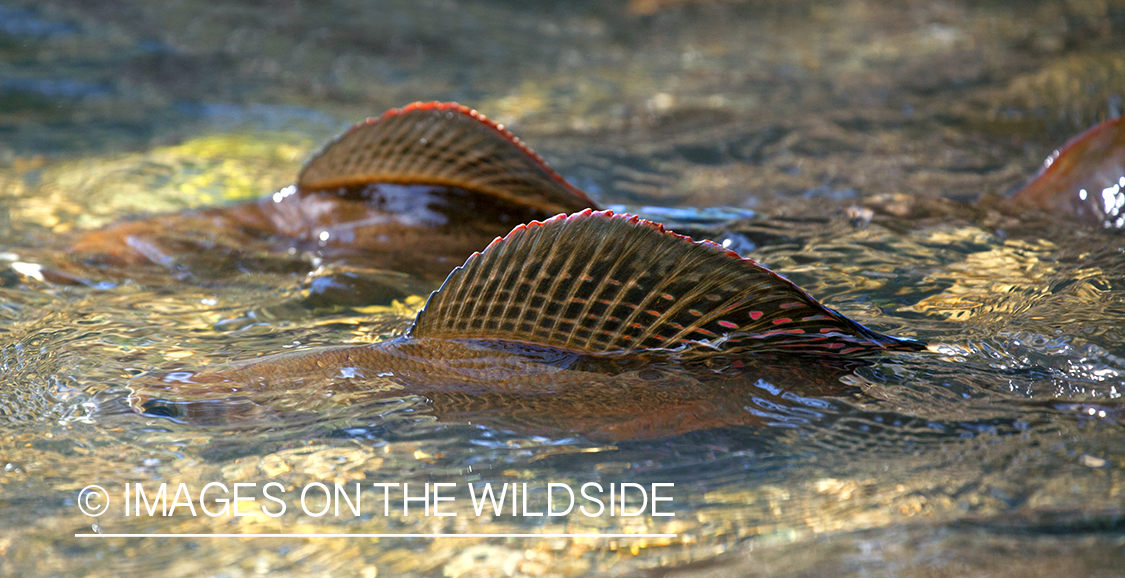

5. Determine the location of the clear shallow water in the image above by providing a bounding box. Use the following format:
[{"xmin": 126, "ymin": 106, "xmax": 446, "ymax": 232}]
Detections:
[{"xmin": 1, "ymin": 0, "xmax": 1124, "ymax": 576}]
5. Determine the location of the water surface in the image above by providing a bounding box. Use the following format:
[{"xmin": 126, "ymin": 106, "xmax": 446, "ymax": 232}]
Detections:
[{"xmin": 0, "ymin": 0, "xmax": 1123, "ymax": 576}]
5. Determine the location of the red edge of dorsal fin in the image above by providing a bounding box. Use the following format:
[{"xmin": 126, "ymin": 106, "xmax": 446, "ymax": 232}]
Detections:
[
  {"xmin": 409, "ymin": 209, "xmax": 923, "ymax": 357},
  {"xmin": 1009, "ymin": 116, "xmax": 1125, "ymax": 227},
  {"xmin": 296, "ymin": 101, "xmax": 597, "ymax": 213},
  {"xmin": 1048, "ymin": 116, "xmax": 1125, "ymax": 169},
  {"xmin": 1014, "ymin": 116, "xmax": 1125, "ymax": 191}
]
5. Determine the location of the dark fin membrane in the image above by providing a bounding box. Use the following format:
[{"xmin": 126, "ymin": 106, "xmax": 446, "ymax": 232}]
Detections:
[
  {"xmin": 298, "ymin": 101, "xmax": 597, "ymax": 214},
  {"xmin": 411, "ymin": 210, "xmax": 922, "ymax": 356},
  {"xmin": 1010, "ymin": 116, "xmax": 1125, "ymax": 228}
]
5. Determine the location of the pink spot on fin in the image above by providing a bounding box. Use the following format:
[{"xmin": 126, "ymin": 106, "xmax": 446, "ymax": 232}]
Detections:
[
  {"xmin": 410, "ymin": 209, "xmax": 923, "ymax": 356},
  {"xmin": 755, "ymin": 328, "xmax": 807, "ymax": 338},
  {"xmin": 779, "ymin": 302, "xmax": 804, "ymax": 309}
]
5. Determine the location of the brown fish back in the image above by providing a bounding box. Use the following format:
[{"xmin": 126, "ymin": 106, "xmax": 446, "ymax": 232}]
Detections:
[
  {"xmin": 410, "ymin": 210, "xmax": 921, "ymax": 356},
  {"xmin": 297, "ymin": 101, "xmax": 596, "ymax": 214}
]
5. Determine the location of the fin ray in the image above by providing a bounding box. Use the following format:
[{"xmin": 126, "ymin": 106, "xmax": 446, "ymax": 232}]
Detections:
[{"xmin": 411, "ymin": 210, "xmax": 922, "ymax": 356}]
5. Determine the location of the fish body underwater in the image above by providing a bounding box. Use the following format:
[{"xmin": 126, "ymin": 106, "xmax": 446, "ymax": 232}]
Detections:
[
  {"xmin": 62, "ymin": 103, "xmax": 1125, "ymax": 284},
  {"xmin": 131, "ymin": 210, "xmax": 921, "ymax": 439},
  {"xmin": 67, "ymin": 102, "xmax": 597, "ymax": 283},
  {"xmin": 48, "ymin": 101, "xmax": 1123, "ymax": 439}
]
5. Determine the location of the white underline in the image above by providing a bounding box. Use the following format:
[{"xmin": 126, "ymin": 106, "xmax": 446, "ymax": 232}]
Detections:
[{"xmin": 75, "ymin": 533, "xmax": 677, "ymax": 538}]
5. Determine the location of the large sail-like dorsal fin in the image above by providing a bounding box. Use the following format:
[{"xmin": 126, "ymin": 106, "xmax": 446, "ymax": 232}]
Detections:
[
  {"xmin": 297, "ymin": 102, "xmax": 596, "ymax": 214},
  {"xmin": 410, "ymin": 210, "xmax": 922, "ymax": 356}
]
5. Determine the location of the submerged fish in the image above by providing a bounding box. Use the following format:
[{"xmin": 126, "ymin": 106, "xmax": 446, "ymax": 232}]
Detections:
[
  {"xmin": 66, "ymin": 102, "xmax": 1118, "ymax": 438},
  {"xmin": 132, "ymin": 210, "xmax": 923, "ymax": 439},
  {"xmin": 58, "ymin": 103, "xmax": 1125, "ymax": 285},
  {"xmin": 68, "ymin": 102, "xmax": 597, "ymax": 282},
  {"xmin": 851, "ymin": 116, "xmax": 1125, "ymax": 234}
]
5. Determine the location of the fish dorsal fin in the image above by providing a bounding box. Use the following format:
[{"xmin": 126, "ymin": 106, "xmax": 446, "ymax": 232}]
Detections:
[
  {"xmin": 1010, "ymin": 116, "xmax": 1125, "ymax": 228},
  {"xmin": 410, "ymin": 210, "xmax": 920, "ymax": 355},
  {"xmin": 297, "ymin": 102, "xmax": 596, "ymax": 214}
]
